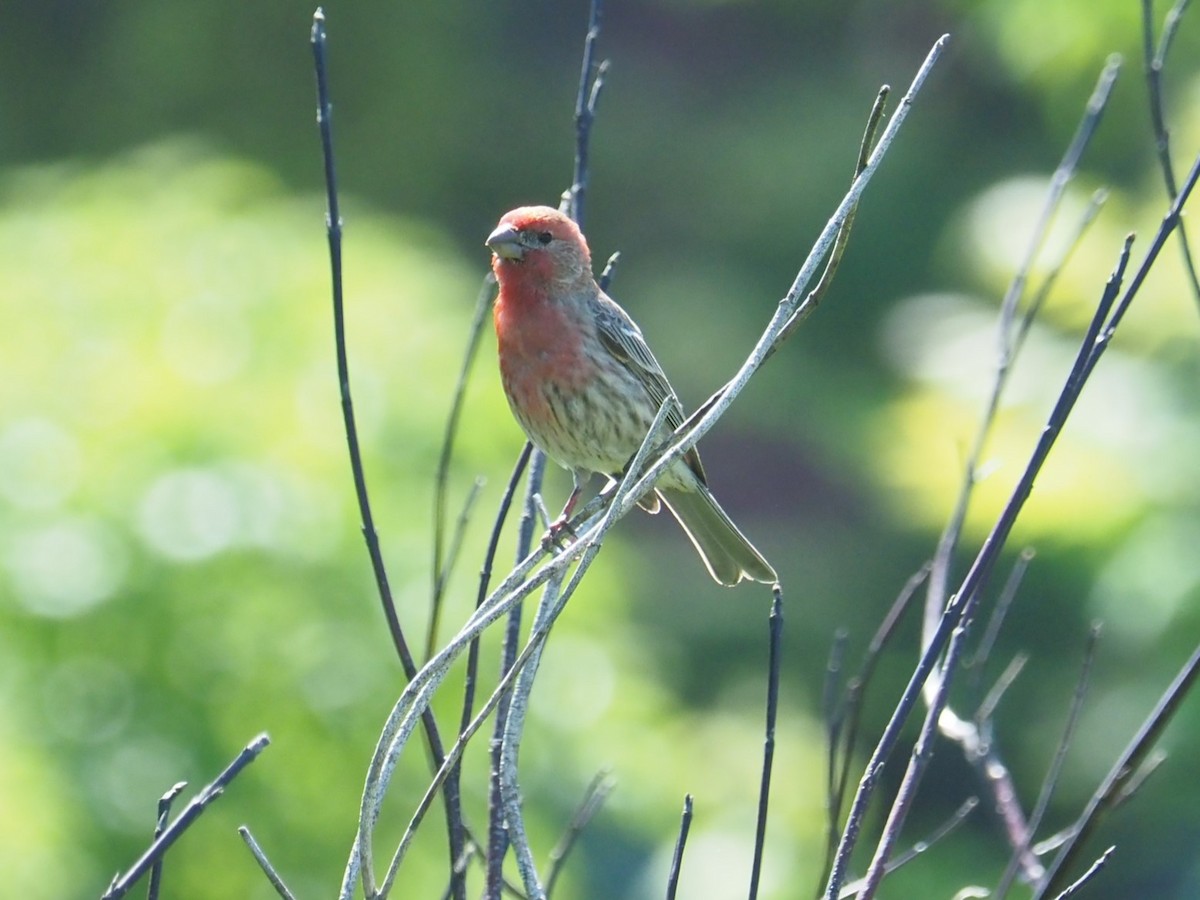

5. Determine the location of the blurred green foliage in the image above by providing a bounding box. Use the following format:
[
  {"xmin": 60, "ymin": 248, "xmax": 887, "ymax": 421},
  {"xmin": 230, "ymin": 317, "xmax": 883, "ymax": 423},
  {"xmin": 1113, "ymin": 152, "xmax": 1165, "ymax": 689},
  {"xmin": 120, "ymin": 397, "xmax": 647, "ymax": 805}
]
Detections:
[{"xmin": 3, "ymin": 1, "xmax": 1200, "ymax": 898}]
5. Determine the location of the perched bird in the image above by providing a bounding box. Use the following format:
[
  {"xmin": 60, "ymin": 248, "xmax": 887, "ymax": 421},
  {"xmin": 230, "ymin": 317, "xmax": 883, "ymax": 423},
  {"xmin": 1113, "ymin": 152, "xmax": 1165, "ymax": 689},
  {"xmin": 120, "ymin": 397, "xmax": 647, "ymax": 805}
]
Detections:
[{"xmin": 486, "ymin": 205, "xmax": 776, "ymax": 586}]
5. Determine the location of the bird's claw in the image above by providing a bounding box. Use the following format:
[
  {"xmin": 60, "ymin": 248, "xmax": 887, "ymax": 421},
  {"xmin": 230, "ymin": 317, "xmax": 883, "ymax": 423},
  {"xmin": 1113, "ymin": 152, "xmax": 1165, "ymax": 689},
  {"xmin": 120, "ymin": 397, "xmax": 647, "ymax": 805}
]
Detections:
[{"xmin": 541, "ymin": 517, "xmax": 577, "ymax": 552}]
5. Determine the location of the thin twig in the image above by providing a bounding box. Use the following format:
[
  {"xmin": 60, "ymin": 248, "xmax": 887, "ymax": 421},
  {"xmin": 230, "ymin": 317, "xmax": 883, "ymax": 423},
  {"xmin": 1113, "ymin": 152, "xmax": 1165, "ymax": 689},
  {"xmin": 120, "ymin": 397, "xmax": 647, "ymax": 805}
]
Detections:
[
  {"xmin": 1037, "ymin": 638, "xmax": 1200, "ymax": 897},
  {"xmin": 820, "ymin": 564, "xmax": 928, "ymax": 893},
  {"xmin": 146, "ymin": 782, "xmax": 186, "ymax": 900},
  {"xmin": 545, "ymin": 770, "xmax": 617, "ymax": 898},
  {"xmin": 646, "ymin": 36, "xmax": 949, "ymax": 572},
  {"xmin": 994, "ymin": 624, "xmax": 1101, "ymax": 899},
  {"xmin": 598, "ymin": 251, "xmax": 621, "ymax": 292},
  {"xmin": 460, "ymin": 444, "xmax": 531, "ymax": 900},
  {"xmin": 764, "ymin": 85, "xmax": 890, "ymax": 364},
  {"xmin": 1050, "ymin": 847, "xmax": 1115, "ymax": 900},
  {"xmin": 853, "ymin": 584, "xmax": 989, "ymax": 899},
  {"xmin": 1113, "ymin": 749, "xmax": 1168, "ymax": 807},
  {"xmin": 975, "ymin": 654, "xmax": 1028, "ymax": 728},
  {"xmin": 822, "ymin": 627, "xmax": 850, "ymax": 874},
  {"xmin": 569, "ymin": 0, "xmax": 608, "ymax": 226},
  {"xmin": 488, "ymin": 3, "xmax": 606, "ymax": 889},
  {"xmin": 1141, "ymin": 0, "xmax": 1200, "ymax": 308},
  {"xmin": 498, "ymin": 569, "xmax": 566, "ymax": 900},
  {"xmin": 749, "ymin": 592, "xmax": 784, "ymax": 900},
  {"xmin": 822, "ymin": 157, "xmax": 1195, "ymax": 896},
  {"xmin": 463, "ymin": 446, "xmax": 533, "ymax": 733},
  {"xmin": 924, "ymin": 55, "xmax": 1120, "ymax": 656},
  {"xmin": 430, "ymin": 274, "xmax": 499, "ymax": 660},
  {"xmin": 918, "ymin": 58, "xmax": 1119, "ymax": 880},
  {"xmin": 102, "ymin": 735, "xmax": 270, "ymax": 900},
  {"xmin": 698, "ymin": 82, "xmax": 891, "ymax": 428},
  {"xmin": 837, "ymin": 797, "xmax": 979, "ymax": 898},
  {"xmin": 485, "ymin": 447, "xmax": 540, "ymax": 900},
  {"xmin": 968, "ymin": 549, "xmax": 1034, "ymax": 690},
  {"xmin": 429, "ymin": 477, "xmax": 485, "ymax": 650},
  {"xmin": 239, "ymin": 827, "xmax": 299, "ymax": 900},
  {"xmin": 310, "ymin": 13, "xmax": 472, "ymax": 897},
  {"xmin": 665, "ymin": 796, "xmax": 695, "ymax": 900}
]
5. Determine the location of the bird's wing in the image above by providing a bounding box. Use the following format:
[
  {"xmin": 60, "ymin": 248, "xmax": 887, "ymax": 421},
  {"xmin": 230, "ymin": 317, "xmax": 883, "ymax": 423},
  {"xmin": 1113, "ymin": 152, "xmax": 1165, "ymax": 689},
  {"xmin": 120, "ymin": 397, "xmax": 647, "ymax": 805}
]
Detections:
[{"xmin": 594, "ymin": 290, "xmax": 707, "ymax": 483}]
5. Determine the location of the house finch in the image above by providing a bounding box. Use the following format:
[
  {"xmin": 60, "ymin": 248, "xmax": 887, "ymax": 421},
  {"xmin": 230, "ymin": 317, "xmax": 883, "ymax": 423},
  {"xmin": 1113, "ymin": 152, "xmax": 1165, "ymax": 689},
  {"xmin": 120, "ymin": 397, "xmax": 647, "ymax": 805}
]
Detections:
[{"xmin": 487, "ymin": 206, "xmax": 776, "ymax": 586}]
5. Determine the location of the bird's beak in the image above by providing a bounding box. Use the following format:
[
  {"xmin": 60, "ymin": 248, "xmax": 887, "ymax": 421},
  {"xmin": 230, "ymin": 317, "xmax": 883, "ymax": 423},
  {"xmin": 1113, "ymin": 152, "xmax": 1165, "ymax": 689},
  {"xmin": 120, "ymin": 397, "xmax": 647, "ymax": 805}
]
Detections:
[{"xmin": 486, "ymin": 223, "xmax": 525, "ymax": 260}]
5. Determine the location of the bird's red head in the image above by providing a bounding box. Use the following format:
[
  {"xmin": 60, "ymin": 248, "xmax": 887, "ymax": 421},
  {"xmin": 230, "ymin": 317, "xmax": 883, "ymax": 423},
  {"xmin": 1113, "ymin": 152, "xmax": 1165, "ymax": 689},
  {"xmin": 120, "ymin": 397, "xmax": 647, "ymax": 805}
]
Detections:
[{"xmin": 486, "ymin": 206, "xmax": 592, "ymax": 289}]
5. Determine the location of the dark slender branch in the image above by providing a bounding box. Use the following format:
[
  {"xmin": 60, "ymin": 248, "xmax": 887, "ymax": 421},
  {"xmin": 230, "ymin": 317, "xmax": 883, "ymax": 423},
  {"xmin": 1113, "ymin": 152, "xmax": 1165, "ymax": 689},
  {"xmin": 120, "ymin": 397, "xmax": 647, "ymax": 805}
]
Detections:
[
  {"xmin": 485, "ymin": 446, "xmax": 541, "ymax": 900},
  {"xmin": 875, "ymin": 797, "xmax": 979, "ymax": 883},
  {"xmin": 763, "ymin": 85, "xmax": 889, "ymax": 366},
  {"xmin": 239, "ymin": 826, "xmax": 299, "ymax": 900},
  {"xmin": 430, "ymin": 274, "xmax": 500, "ymax": 660},
  {"xmin": 821, "ymin": 563, "xmax": 928, "ymax": 892},
  {"xmin": 146, "ymin": 782, "xmax": 186, "ymax": 900},
  {"xmin": 837, "ymin": 797, "xmax": 978, "ymax": 898},
  {"xmin": 545, "ymin": 770, "xmax": 616, "ymax": 898},
  {"xmin": 749, "ymin": 592, "xmax": 784, "ymax": 900},
  {"xmin": 1113, "ymin": 749, "xmax": 1167, "ymax": 807},
  {"xmin": 598, "ymin": 251, "xmax": 620, "ymax": 292},
  {"xmin": 1086, "ymin": 146, "xmax": 1200, "ymax": 356},
  {"xmin": 925, "ymin": 56, "xmax": 1119, "ymax": 650},
  {"xmin": 994, "ymin": 625, "xmax": 1101, "ymax": 899},
  {"xmin": 462, "ymin": 445, "xmax": 533, "ymax": 734},
  {"xmin": 382, "ymin": 560, "xmax": 578, "ymax": 896},
  {"xmin": 630, "ymin": 36, "xmax": 948, "ymax": 530},
  {"xmin": 975, "ymin": 654, "xmax": 1027, "ymax": 729},
  {"xmin": 1037, "ymin": 639, "xmax": 1200, "ymax": 897},
  {"xmin": 450, "ymin": 444, "xmax": 531, "ymax": 895},
  {"xmin": 102, "ymin": 735, "xmax": 270, "ymax": 900},
  {"xmin": 823, "ymin": 179, "xmax": 1181, "ymax": 897},
  {"xmin": 821, "ymin": 627, "xmax": 850, "ymax": 876},
  {"xmin": 689, "ymin": 82, "xmax": 892, "ymax": 441},
  {"xmin": 309, "ymin": 13, "xmax": 466, "ymax": 897},
  {"xmin": 665, "ymin": 796, "xmax": 695, "ymax": 900},
  {"xmin": 1050, "ymin": 847, "xmax": 1115, "ymax": 900},
  {"xmin": 429, "ymin": 477, "xmax": 485, "ymax": 653},
  {"xmin": 968, "ymin": 549, "xmax": 1034, "ymax": 690},
  {"xmin": 854, "ymin": 566, "xmax": 991, "ymax": 900},
  {"xmin": 908, "ymin": 59, "xmax": 1127, "ymax": 889},
  {"xmin": 570, "ymin": 0, "xmax": 607, "ymax": 226},
  {"xmin": 1141, "ymin": 0, "xmax": 1200, "ymax": 307}
]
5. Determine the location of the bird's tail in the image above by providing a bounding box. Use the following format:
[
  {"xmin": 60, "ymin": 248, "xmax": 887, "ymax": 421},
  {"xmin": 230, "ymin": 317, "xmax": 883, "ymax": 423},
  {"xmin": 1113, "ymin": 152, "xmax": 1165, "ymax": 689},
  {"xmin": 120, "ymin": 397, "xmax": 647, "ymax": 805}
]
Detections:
[{"xmin": 659, "ymin": 487, "xmax": 777, "ymax": 587}]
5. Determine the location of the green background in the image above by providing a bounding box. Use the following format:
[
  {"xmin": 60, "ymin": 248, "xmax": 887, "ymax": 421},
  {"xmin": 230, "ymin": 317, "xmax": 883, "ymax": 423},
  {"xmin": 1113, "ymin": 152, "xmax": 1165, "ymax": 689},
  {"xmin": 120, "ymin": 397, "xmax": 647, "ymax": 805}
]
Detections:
[{"xmin": 3, "ymin": 1, "xmax": 1200, "ymax": 897}]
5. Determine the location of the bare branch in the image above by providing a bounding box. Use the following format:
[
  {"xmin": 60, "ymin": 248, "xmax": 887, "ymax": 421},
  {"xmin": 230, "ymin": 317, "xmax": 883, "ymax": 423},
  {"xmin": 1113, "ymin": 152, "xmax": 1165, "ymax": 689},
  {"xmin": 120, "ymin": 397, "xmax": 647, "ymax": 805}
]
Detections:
[
  {"xmin": 1141, "ymin": 0, "xmax": 1200, "ymax": 308},
  {"xmin": 665, "ymin": 796, "xmax": 695, "ymax": 900},
  {"xmin": 545, "ymin": 770, "xmax": 616, "ymax": 898},
  {"xmin": 102, "ymin": 736, "xmax": 270, "ymax": 900},
  {"xmin": 995, "ymin": 625, "xmax": 1101, "ymax": 899},
  {"xmin": 309, "ymin": 13, "xmax": 468, "ymax": 895},
  {"xmin": 147, "ymin": 782, "xmax": 186, "ymax": 900},
  {"xmin": 239, "ymin": 826, "xmax": 299, "ymax": 900},
  {"xmin": 1037, "ymin": 638, "xmax": 1200, "ymax": 897},
  {"xmin": 749, "ymin": 592, "xmax": 785, "ymax": 900}
]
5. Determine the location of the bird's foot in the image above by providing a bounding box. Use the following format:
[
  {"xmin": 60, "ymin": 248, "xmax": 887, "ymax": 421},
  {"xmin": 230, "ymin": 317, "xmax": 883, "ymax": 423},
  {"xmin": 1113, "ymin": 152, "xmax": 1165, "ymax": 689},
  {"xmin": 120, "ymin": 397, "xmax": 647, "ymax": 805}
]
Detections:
[{"xmin": 541, "ymin": 516, "xmax": 577, "ymax": 553}]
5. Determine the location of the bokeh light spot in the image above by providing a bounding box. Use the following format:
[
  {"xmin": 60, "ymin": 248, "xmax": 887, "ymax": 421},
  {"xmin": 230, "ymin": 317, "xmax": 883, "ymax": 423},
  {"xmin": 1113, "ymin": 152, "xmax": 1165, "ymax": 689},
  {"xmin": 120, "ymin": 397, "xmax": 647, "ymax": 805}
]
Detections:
[
  {"xmin": 0, "ymin": 418, "xmax": 82, "ymax": 511},
  {"xmin": 137, "ymin": 467, "xmax": 240, "ymax": 561},
  {"xmin": 6, "ymin": 517, "xmax": 127, "ymax": 618}
]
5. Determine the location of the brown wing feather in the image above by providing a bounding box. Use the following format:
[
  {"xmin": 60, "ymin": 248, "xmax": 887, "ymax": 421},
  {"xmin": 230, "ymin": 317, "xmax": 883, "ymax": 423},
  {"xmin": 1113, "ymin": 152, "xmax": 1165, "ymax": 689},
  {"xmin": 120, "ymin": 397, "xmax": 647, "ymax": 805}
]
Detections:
[{"xmin": 593, "ymin": 291, "xmax": 708, "ymax": 484}]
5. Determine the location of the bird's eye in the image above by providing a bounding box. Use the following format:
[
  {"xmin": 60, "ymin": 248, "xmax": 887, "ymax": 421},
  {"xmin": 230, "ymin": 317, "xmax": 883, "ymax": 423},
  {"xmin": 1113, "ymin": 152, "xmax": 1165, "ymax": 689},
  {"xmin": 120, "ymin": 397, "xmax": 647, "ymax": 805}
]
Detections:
[{"xmin": 536, "ymin": 231, "xmax": 553, "ymax": 245}]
